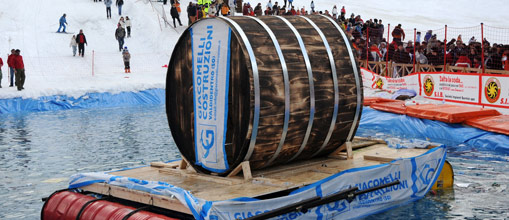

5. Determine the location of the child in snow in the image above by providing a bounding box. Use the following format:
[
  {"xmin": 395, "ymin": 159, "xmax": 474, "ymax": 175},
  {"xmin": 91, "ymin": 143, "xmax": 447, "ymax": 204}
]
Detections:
[
  {"xmin": 57, "ymin": 13, "xmax": 68, "ymax": 33},
  {"xmin": 70, "ymin": 35, "xmax": 78, "ymax": 56},
  {"xmin": 122, "ymin": 47, "xmax": 131, "ymax": 73},
  {"xmin": 125, "ymin": 16, "xmax": 131, "ymax": 38}
]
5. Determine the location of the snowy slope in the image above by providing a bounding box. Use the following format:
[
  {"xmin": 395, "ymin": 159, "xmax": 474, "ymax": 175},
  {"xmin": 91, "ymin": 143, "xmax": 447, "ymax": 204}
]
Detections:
[
  {"xmin": 0, "ymin": 0, "xmax": 506, "ymax": 100},
  {"xmin": 0, "ymin": 0, "xmax": 190, "ymax": 99}
]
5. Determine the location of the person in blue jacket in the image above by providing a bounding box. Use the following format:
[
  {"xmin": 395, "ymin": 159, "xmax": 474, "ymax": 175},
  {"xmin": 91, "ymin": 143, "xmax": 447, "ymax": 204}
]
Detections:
[
  {"xmin": 105, "ymin": 0, "xmax": 113, "ymax": 19},
  {"xmin": 57, "ymin": 14, "xmax": 68, "ymax": 33}
]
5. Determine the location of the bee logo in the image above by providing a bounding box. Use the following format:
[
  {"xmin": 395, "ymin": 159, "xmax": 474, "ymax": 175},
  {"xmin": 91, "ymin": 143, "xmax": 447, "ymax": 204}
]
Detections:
[
  {"xmin": 423, "ymin": 75, "xmax": 434, "ymax": 96},
  {"xmin": 484, "ymin": 77, "xmax": 501, "ymax": 103}
]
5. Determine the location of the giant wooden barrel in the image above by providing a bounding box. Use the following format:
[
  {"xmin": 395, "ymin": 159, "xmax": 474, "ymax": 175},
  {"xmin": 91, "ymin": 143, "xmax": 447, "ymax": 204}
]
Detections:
[{"xmin": 166, "ymin": 15, "xmax": 363, "ymax": 175}]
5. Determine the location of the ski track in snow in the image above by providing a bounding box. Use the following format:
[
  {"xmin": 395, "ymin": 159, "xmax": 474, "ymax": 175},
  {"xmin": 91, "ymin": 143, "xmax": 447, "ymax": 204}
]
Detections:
[{"xmin": 0, "ymin": 0, "xmax": 507, "ymax": 100}]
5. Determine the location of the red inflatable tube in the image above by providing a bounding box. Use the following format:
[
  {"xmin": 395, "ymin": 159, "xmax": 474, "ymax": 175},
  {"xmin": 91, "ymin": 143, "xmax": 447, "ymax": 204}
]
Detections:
[
  {"xmin": 363, "ymin": 97, "xmax": 401, "ymax": 106},
  {"xmin": 42, "ymin": 191, "xmax": 179, "ymax": 220},
  {"xmin": 464, "ymin": 115, "xmax": 509, "ymax": 135},
  {"xmin": 370, "ymin": 101, "xmax": 407, "ymax": 115},
  {"xmin": 406, "ymin": 104, "xmax": 501, "ymax": 123}
]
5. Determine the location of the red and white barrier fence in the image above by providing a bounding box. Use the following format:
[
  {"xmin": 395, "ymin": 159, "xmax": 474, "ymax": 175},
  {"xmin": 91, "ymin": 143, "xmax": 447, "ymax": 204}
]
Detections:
[{"xmin": 362, "ymin": 68, "xmax": 509, "ymax": 111}]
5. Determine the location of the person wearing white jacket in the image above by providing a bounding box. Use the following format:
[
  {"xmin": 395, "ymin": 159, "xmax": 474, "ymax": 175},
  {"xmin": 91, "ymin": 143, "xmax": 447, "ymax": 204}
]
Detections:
[
  {"xmin": 332, "ymin": 5, "xmax": 338, "ymax": 19},
  {"xmin": 70, "ymin": 35, "xmax": 78, "ymax": 56},
  {"xmin": 229, "ymin": 0, "xmax": 236, "ymax": 16},
  {"xmin": 125, "ymin": 16, "xmax": 132, "ymax": 38}
]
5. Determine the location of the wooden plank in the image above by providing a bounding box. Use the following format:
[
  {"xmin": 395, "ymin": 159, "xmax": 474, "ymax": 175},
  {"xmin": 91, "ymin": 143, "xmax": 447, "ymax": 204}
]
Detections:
[
  {"xmin": 363, "ymin": 155, "xmax": 394, "ymax": 163},
  {"xmin": 159, "ymin": 168, "xmax": 244, "ymax": 185},
  {"xmin": 81, "ymin": 183, "xmax": 193, "ymax": 215},
  {"xmin": 242, "ymin": 161, "xmax": 253, "ymax": 180},
  {"xmin": 226, "ymin": 161, "xmax": 252, "ymax": 180},
  {"xmin": 150, "ymin": 161, "xmax": 179, "ymax": 169}
]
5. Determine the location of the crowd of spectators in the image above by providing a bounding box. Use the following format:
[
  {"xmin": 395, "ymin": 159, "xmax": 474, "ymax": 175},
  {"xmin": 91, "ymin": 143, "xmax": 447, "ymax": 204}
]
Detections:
[{"xmin": 185, "ymin": 0, "xmax": 509, "ymax": 74}]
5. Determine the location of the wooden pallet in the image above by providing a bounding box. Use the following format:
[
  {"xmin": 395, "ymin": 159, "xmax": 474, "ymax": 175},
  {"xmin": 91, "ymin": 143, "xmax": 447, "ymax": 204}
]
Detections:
[{"xmin": 80, "ymin": 138, "xmax": 429, "ymax": 215}]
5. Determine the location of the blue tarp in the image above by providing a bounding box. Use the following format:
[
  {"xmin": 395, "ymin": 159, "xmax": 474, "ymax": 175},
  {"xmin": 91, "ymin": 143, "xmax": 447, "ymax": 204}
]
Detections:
[
  {"xmin": 0, "ymin": 89, "xmax": 165, "ymax": 114},
  {"xmin": 358, "ymin": 107, "xmax": 509, "ymax": 153}
]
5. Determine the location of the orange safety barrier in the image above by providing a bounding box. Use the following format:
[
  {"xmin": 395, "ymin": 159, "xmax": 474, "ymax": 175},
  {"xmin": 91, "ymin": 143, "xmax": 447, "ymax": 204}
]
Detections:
[
  {"xmin": 405, "ymin": 104, "xmax": 501, "ymax": 124},
  {"xmin": 370, "ymin": 101, "xmax": 407, "ymax": 115},
  {"xmin": 363, "ymin": 97, "xmax": 401, "ymax": 106},
  {"xmin": 464, "ymin": 115, "xmax": 509, "ymax": 136}
]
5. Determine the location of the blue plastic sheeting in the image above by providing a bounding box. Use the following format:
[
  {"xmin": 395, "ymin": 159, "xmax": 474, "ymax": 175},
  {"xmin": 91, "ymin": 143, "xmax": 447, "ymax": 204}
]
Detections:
[
  {"xmin": 0, "ymin": 89, "xmax": 165, "ymax": 114},
  {"xmin": 357, "ymin": 107, "xmax": 509, "ymax": 153}
]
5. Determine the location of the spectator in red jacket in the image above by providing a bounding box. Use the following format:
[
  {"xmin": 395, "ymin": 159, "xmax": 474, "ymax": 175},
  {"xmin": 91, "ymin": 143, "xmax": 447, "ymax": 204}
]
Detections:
[
  {"xmin": 7, "ymin": 49, "xmax": 15, "ymax": 87},
  {"xmin": 455, "ymin": 51, "xmax": 472, "ymax": 68},
  {"xmin": 392, "ymin": 24, "xmax": 405, "ymax": 43},
  {"xmin": 12, "ymin": 49, "xmax": 25, "ymax": 91},
  {"xmin": 503, "ymin": 50, "xmax": 509, "ymax": 71},
  {"xmin": 76, "ymin": 29, "xmax": 88, "ymax": 57}
]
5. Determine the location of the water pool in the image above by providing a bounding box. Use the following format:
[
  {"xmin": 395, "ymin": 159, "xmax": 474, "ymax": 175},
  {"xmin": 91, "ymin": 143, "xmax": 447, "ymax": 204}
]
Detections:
[{"xmin": 0, "ymin": 105, "xmax": 508, "ymax": 219}]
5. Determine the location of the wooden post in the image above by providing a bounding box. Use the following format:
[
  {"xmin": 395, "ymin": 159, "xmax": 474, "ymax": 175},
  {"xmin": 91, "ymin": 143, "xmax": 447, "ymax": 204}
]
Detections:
[
  {"xmin": 481, "ymin": 23, "xmax": 485, "ymax": 74},
  {"xmin": 226, "ymin": 161, "xmax": 252, "ymax": 181},
  {"xmin": 413, "ymin": 28, "xmax": 416, "ymax": 73},
  {"xmin": 443, "ymin": 25, "xmax": 447, "ymax": 72}
]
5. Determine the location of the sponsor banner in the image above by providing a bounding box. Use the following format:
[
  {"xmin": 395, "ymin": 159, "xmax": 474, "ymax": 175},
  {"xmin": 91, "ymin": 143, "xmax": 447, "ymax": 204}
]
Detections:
[
  {"xmin": 191, "ymin": 19, "xmax": 231, "ymax": 172},
  {"xmin": 420, "ymin": 73, "xmax": 479, "ymax": 104},
  {"xmin": 481, "ymin": 75, "xmax": 509, "ymax": 108},
  {"xmin": 360, "ymin": 69, "xmax": 419, "ymax": 92},
  {"xmin": 69, "ymin": 146, "xmax": 446, "ymax": 220}
]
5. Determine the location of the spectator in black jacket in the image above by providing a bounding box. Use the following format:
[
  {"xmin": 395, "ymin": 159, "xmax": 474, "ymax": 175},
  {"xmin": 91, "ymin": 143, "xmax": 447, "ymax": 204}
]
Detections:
[
  {"xmin": 171, "ymin": 4, "xmax": 182, "ymax": 28},
  {"xmin": 393, "ymin": 43, "xmax": 411, "ymax": 64},
  {"xmin": 427, "ymin": 48, "xmax": 442, "ymax": 66},
  {"xmin": 76, "ymin": 29, "xmax": 88, "ymax": 57},
  {"xmin": 116, "ymin": 0, "xmax": 124, "ymax": 15},
  {"xmin": 187, "ymin": 2, "xmax": 197, "ymax": 25}
]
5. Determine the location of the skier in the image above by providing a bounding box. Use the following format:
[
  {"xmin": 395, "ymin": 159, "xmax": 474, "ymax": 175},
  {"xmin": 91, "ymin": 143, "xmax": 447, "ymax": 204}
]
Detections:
[
  {"xmin": 171, "ymin": 4, "xmax": 182, "ymax": 28},
  {"xmin": 105, "ymin": 0, "xmax": 112, "ymax": 19},
  {"xmin": 70, "ymin": 35, "xmax": 78, "ymax": 56},
  {"xmin": 12, "ymin": 49, "xmax": 25, "ymax": 91},
  {"xmin": 57, "ymin": 14, "xmax": 68, "ymax": 33},
  {"xmin": 125, "ymin": 16, "xmax": 131, "ymax": 37},
  {"xmin": 76, "ymin": 29, "xmax": 88, "ymax": 57},
  {"xmin": 122, "ymin": 47, "xmax": 131, "ymax": 73},
  {"xmin": 7, "ymin": 49, "xmax": 15, "ymax": 87},
  {"xmin": 116, "ymin": 0, "xmax": 124, "ymax": 16},
  {"xmin": 115, "ymin": 23, "xmax": 126, "ymax": 52},
  {"xmin": 0, "ymin": 56, "xmax": 3, "ymax": 88}
]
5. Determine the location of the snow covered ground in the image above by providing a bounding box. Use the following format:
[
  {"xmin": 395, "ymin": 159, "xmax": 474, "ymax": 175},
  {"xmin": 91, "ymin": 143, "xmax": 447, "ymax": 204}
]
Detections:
[{"xmin": 0, "ymin": 0, "xmax": 507, "ymax": 100}]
